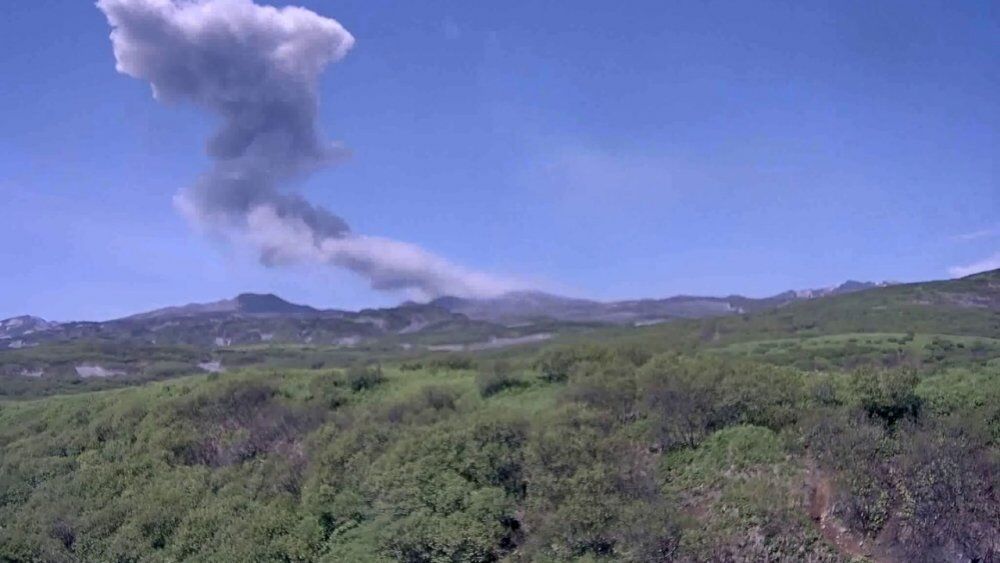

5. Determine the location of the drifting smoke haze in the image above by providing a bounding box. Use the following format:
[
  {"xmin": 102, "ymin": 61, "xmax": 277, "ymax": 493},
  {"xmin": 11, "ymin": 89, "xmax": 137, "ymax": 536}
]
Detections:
[{"xmin": 97, "ymin": 0, "xmax": 515, "ymax": 299}]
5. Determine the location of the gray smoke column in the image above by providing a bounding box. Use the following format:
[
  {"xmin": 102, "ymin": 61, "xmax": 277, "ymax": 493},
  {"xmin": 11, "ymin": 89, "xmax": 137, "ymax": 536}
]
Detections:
[{"xmin": 97, "ymin": 0, "xmax": 514, "ymax": 298}]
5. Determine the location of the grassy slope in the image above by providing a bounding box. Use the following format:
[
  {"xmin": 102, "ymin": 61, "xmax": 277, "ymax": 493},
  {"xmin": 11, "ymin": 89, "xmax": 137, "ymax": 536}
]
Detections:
[
  {"xmin": 565, "ymin": 270, "xmax": 1000, "ymax": 357},
  {"xmin": 713, "ymin": 333, "xmax": 1000, "ymax": 370},
  {"xmin": 706, "ymin": 270, "xmax": 1000, "ymax": 343}
]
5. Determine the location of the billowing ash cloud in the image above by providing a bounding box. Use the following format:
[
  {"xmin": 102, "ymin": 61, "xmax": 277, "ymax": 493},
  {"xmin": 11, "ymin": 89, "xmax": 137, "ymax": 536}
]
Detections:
[{"xmin": 97, "ymin": 0, "xmax": 514, "ymax": 298}]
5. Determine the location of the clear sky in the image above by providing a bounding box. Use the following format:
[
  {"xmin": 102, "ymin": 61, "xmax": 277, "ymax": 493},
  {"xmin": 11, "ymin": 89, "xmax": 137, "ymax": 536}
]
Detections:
[{"xmin": 1, "ymin": 0, "xmax": 997, "ymax": 321}]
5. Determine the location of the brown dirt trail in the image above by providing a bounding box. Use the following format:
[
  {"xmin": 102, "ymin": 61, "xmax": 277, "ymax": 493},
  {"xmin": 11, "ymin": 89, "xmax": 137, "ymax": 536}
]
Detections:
[{"xmin": 805, "ymin": 460, "xmax": 895, "ymax": 563}]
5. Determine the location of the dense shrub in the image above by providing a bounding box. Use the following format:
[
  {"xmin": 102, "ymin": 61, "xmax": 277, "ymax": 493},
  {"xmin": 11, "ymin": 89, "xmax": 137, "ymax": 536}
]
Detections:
[
  {"xmin": 521, "ymin": 405, "xmax": 675, "ymax": 560},
  {"xmin": 807, "ymin": 375, "xmax": 843, "ymax": 407},
  {"xmin": 307, "ymin": 371, "xmax": 349, "ymax": 409},
  {"xmin": 888, "ymin": 426, "xmax": 1000, "ymax": 561},
  {"xmin": 850, "ymin": 366, "xmax": 921, "ymax": 424},
  {"xmin": 533, "ymin": 345, "xmax": 612, "ymax": 382},
  {"xmin": 640, "ymin": 354, "xmax": 808, "ymax": 452},
  {"xmin": 167, "ymin": 380, "xmax": 322, "ymax": 468},
  {"xmin": 721, "ymin": 364, "xmax": 805, "ymax": 430},
  {"xmin": 383, "ymin": 385, "xmax": 461, "ymax": 425},
  {"xmin": 562, "ymin": 359, "xmax": 638, "ymax": 423},
  {"xmin": 427, "ymin": 354, "xmax": 476, "ymax": 371},
  {"xmin": 364, "ymin": 414, "xmax": 529, "ymax": 561},
  {"xmin": 917, "ymin": 367, "xmax": 1000, "ymax": 418},
  {"xmin": 476, "ymin": 360, "xmax": 524, "ymax": 397},
  {"xmin": 143, "ymin": 360, "xmax": 196, "ymax": 378},
  {"xmin": 346, "ymin": 363, "xmax": 385, "ymax": 391},
  {"xmin": 640, "ymin": 355, "xmax": 735, "ymax": 450}
]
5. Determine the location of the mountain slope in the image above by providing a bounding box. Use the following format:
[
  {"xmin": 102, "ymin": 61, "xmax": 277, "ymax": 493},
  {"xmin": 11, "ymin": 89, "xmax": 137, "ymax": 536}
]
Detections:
[
  {"xmin": 0, "ymin": 316, "xmax": 57, "ymax": 341},
  {"xmin": 0, "ymin": 295, "xmax": 520, "ymax": 352},
  {"xmin": 695, "ymin": 269, "xmax": 1000, "ymax": 345},
  {"xmin": 432, "ymin": 280, "xmax": 895, "ymax": 325},
  {"xmin": 127, "ymin": 293, "xmax": 325, "ymax": 320},
  {"xmin": 2, "ymin": 272, "xmax": 994, "ymax": 371},
  {"xmin": 1, "ymin": 271, "xmax": 996, "ymax": 388}
]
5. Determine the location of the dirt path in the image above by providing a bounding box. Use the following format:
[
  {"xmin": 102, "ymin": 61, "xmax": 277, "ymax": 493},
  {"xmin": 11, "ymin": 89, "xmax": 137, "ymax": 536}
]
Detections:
[{"xmin": 805, "ymin": 461, "xmax": 890, "ymax": 562}]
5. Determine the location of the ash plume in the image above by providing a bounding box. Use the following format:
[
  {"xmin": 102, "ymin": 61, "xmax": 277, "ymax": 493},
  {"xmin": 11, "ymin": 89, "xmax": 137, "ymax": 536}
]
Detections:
[{"xmin": 97, "ymin": 0, "xmax": 514, "ymax": 299}]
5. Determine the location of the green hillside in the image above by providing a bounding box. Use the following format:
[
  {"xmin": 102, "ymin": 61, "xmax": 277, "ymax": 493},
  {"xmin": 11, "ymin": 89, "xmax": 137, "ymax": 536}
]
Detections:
[
  {"xmin": 586, "ymin": 270, "xmax": 1000, "ymax": 358},
  {"xmin": 1, "ymin": 272, "xmax": 998, "ymax": 561},
  {"xmin": 706, "ymin": 269, "xmax": 1000, "ymax": 343}
]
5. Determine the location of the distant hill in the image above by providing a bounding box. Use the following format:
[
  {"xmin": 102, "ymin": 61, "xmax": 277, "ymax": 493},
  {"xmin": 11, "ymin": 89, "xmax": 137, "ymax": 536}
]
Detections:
[
  {"xmin": 2, "ymin": 273, "xmax": 994, "ymax": 362},
  {"xmin": 695, "ymin": 269, "xmax": 1000, "ymax": 345},
  {"xmin": 0, "ymin": 295, "xmax": 516, "ymax": 353},
  {"xmin": 431, "ymin": 280, "xmax": 895, "ymax": 325},
  {"xmin": 0, "ymin": 270, "xmax": 996, "ymax": 383},
  {"xmin": 0, "ymin": 316, "xmax": 57, "ymax": 341},
  {"xmin": 0, "ymin": 278, "xmax": 910, "ymax": 353},
  {"xmin": 789, "ymin": 280, "xmax": 893, "ymax": 299},
  {"xmin": 127, "ymin": 293, "xmax": 324, "ymax": 320}
]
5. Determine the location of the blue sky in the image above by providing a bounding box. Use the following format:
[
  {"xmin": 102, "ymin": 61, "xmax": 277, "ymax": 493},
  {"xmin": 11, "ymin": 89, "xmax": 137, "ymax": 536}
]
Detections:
[{"xmin": 1, "ymin": 0, "xmax": 997, "ymax": 321}]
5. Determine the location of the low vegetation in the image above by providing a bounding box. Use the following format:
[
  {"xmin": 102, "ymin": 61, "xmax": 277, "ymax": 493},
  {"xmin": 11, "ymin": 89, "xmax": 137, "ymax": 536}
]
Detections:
[
  {"xmin": 1, "ymin": 337, "xmax": 997, "ymax": 561},
  {"xmin": 1, "ymin": 272, "xmax": 998, "ymax": 560}
]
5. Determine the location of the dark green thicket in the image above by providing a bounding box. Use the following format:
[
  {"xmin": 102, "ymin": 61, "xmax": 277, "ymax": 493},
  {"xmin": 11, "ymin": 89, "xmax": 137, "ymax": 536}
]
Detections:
[
  {"xmin": 475, "ymin": 361, "xmax": 525, "ymax": 398},
  {"xmin": 345, "ymin": 363, "xmax": 385, "ymax": 391}
]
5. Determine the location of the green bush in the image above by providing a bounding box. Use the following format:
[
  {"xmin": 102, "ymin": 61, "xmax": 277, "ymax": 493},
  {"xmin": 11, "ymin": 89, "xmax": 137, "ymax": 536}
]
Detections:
[
  {"xmin": 562, "ymin": 359, "xmax": 638, "ymax": 423},
  {"xmin": 383, "ymin": 385, "xmax": 461, "ymax": 425},
  {"xmin": 719, "ymin": 364, "xmax": 805, "ymax": 430},
  {"xmin": 346, "ymin": 364, "xmax": 385, "ymax": 391},
  {"xmin": 476, "ymin": 361, "xmax": 524, "ymax": 397},
  {"xmin": 888, "ymin": 426, "xmax": 999, "ymax": 560},
  {"xmin": 533, "ymin": 345, "xmax": 611, "ymax": 383},
  {"xmin": 520, "ymin": 405, "xmax": 675, "ymax": 560},
  {"xmin": 307, "ymin": 372, "xmax": 349, "ymax": 409},
  {"xmin": 427, "ymin": 354, "xmax": 476, "ymax": 371},
  {"xmin": 143, "ymin": 360, "xmax": 196, "ymax": 378},
  {"xmin": 850, "ymin": 366, "xmax": 921, "ymax": 424}
]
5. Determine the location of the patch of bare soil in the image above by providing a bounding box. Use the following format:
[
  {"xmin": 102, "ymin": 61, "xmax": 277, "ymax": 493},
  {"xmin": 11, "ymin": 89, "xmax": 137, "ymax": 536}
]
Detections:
[{"xmin": 805, "ymin": 460, "xmax": 895, "ymax": 563}]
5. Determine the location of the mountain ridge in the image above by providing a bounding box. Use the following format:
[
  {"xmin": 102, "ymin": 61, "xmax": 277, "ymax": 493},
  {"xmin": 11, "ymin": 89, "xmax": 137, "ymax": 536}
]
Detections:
[
  {"xmin": 429, "ymin": 280, "xmax": 896, "ymax": 324},
  {"xmin": 0, "ymin": 279, "xmax": 904, "ymax": 335},
  {"xmin": 126, "ymin": 293, "xmax": 330, "ymax": 320},
  {"xmin": 1, "ymin": 270, "xmax": 996, "ymax": 380}
]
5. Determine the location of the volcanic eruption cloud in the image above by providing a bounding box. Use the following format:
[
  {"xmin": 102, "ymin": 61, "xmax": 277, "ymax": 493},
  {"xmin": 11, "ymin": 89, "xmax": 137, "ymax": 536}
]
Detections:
[{"xmin": 97, "ymin": 0, "xmax": 513, "ymax": 298}]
